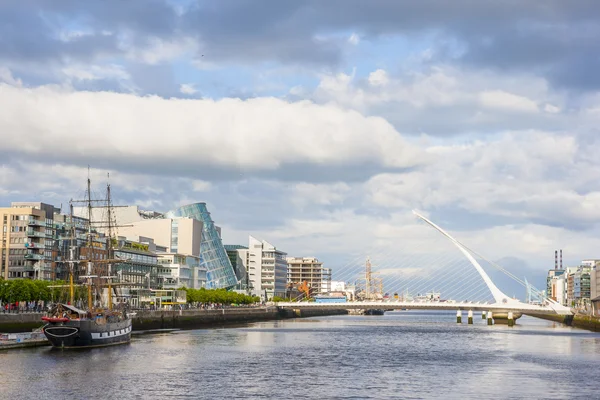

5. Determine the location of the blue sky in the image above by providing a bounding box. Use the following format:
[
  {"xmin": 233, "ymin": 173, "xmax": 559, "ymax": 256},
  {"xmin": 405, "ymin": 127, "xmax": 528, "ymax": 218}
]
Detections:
[{"xmin": 2, "ymin": 0, "xmax": 600, "ymax": 297}]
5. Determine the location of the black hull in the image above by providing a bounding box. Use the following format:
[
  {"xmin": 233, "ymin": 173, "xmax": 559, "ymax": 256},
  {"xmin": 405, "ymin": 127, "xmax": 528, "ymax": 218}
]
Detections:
[
  {"xmin": 43, "ymin": 318, "xmax": 132, "ymax": 349},
  {"xmin": 365, "ymin": 309, "xmax": 385, "ymax": 316}
]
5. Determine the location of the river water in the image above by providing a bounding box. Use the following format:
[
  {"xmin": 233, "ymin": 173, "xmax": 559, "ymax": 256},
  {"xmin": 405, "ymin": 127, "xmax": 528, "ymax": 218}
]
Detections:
[{"xmin": 1, "ymin": 311, "xmax": 599, "ymax": 399}]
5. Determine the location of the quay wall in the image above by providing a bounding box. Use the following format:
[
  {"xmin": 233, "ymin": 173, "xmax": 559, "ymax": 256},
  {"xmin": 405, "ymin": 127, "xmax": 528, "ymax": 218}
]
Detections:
[
  {"xmin": 0, "ymin": 308, "xmax": 347, "ymax": 333},
  {"xmin": 0, "ymin": 313, "xmax": 45, "ymax": 333},
  {"xmin": 530, "ymin": 313, "xmax": 600, "ymax": 332},
  {"xmin": 132, "ymin": 307, "xmax": 346, "ymax": 330}
]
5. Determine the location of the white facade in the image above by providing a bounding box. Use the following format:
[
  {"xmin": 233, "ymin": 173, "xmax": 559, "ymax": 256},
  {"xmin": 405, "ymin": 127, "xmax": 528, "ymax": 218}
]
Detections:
[
  {"xmin": 551, "ymin": 275, "xmax": 567, "ymax": 306},
  {"xmin": 248, "ymin": 236, "xmax": 287, "ymax": 300},
  {"xmin": 157, "ymin": 253, "xmax": 207, "ymax": 289},
  {"xmin": 330, "ymin": 281, "xmax": 346, "ymax": 292},
  {"xmin": 118, "ymin": 217, "xmax": 203, "ymax": 257}
]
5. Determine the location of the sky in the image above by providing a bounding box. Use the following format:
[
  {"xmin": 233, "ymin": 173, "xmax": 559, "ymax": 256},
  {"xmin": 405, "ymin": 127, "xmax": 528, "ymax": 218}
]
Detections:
[{"xmin": 1, "ymin": 1, "xmax": 600, "ymax": 295}]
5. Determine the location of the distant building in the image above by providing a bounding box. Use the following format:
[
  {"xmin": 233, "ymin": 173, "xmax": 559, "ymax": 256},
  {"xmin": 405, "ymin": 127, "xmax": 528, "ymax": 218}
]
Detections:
[
  {"xmin": 77, "ymin": 202, "xmax": 238, "ymax": 289},
  {"xmin": 157, "ymin": 253, "xmax": 207, "ymax": 289},
  {"xmin": 547, "ymin": 268, "xmax": 566, "ymax": 302},
  {"xmin": 590, "ymin": 261, "xmax": 600, "ymax": 303},
  {"xmin": 286, "ymin": 257, "xmax": 331, "ymax": 295},
  {"xmin": 117, "ymin": 217, "xmax": 203, "ymax": 257},
  {"xmin": 248, "ymin": 236, "xmax": 287, "ymax": 300},
  {"xmin": 165, "ymin": 203, "xmax": 238, "ymax": 289},
  {"xmin": 0, "ymin": 202, "xmax": 60, "ymax": 280},
  {"xmin": 224, "ymin": 245, "xmax": 251, "ymax": 292},
  {"xmin": 564, "ymin": 265, "xmax": 592, "ymax": 307}
]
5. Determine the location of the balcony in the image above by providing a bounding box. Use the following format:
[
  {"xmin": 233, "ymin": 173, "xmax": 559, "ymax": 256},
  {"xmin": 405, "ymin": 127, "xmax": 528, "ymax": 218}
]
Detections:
[
  {"xmin": 25, "ymin": 253, "xmax": 44, "ymax": 260},
  {"xmin": 27, "ymin": 230, "xmax": 45, "ymax": 238},
  {"xmin": 28, "ymin": 219, "xmax": 45, "ymax": 227}
]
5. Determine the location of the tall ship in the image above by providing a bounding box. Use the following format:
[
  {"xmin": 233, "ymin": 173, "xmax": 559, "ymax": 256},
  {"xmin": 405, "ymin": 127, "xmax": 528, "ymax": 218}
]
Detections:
[{"xmin": 42, "ymin": 176, "xmax": 132, "ymax": 348}]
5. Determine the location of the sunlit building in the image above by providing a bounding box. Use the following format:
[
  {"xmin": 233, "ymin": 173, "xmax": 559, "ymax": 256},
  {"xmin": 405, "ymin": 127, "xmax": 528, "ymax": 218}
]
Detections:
[
  {"xmin": 248, "ymin": 236, "xmax": 287, "ymax": 300},
  {"xmin": 165, "ymin": 203, "xmax": 238, "ymax": 289},
  {"xmin": 286, "ymin": 257, "xmax": 331, "ymax": 295},
  {"xmin": 1, "ymin": 202, "xmax": 59, "ymax": 280}
]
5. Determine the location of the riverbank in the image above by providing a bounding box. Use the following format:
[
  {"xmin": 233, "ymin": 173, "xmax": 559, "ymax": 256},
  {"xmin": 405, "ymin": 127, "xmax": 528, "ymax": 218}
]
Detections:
[
  {"xmin": 530, "ymin": 313, "xmax": 600, "ymax": 332},
  {"xmin": 0, "ymin": 307, "xmax": 348, "ymax": 334}
]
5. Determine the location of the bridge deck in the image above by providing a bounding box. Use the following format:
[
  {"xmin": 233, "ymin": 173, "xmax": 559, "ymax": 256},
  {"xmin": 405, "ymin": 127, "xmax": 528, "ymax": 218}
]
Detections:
[{"xmin": 275, "ymin": 301, "xmax": 572, "ymax": 315}]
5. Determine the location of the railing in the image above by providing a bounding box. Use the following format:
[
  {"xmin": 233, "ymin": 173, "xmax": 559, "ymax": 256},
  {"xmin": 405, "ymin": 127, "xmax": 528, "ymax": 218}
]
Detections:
[
  {"xmin": 27, "ymin": 219, "xmax": 45, "ymax": 227},
  {"xmin": 24, "ymin": 253, "xmax": 44, "ymax": 260},
  {"xmin": 26, "ymin": 230, "xmax": 45, "ymax": 238}
]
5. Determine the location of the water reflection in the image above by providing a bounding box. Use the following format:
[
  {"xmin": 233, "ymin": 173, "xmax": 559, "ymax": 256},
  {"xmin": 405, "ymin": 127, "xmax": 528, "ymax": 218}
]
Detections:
[{"xmin": 1, "ymin": 312, "xmax": 599, "ymax": 399}]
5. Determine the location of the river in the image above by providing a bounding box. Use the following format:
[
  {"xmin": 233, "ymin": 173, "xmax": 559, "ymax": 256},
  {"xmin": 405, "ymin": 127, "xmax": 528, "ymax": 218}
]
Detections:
[{"xmin": 1, "ymin": 311, "xmax": 599, "ymax": 399}]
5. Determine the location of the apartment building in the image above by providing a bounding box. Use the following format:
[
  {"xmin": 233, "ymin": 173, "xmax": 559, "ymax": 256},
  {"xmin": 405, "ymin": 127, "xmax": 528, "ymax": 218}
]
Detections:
[{"xmin": 1, "ymin": 202, "xmax": 59, "ymax": 280}]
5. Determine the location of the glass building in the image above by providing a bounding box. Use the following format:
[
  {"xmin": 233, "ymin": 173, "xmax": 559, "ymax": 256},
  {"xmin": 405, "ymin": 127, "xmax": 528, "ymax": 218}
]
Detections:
[{"xmin": 165, "ymin": 203, "xmax": 238, "ymax": 289}]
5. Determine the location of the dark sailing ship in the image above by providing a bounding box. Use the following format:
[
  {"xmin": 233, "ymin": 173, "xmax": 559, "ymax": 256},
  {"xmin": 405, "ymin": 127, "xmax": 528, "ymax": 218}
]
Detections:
[{"xmin": 42, "ymin": 176, "xmax": 132, "ymax": 348}]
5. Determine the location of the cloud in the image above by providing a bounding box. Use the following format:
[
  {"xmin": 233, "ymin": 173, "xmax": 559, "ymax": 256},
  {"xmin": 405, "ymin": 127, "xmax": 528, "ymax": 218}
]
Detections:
[
  {"xmin": 179, "ymin": 83, "xmax": 197, "ymax": 95},
  {"xmin": 0, "ymin": 83, "xmax": 423, "ymax": 181},
  {"xmin": 364, "ymin": 130, "xmax": 600, "ymax": 229},
  {"xmin": 348, "ymin": 33, "xmax": 360, "ymax": 45},
  {"xmin": 312, "ymin": 66, "xmax": 574, "ymax": 135}
]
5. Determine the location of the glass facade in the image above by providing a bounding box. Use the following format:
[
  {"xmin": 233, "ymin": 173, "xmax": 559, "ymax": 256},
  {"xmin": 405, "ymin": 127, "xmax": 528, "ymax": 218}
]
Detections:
[{"xmin": 165, "ymin": 203, "xmax": 238, "ymax": 289}]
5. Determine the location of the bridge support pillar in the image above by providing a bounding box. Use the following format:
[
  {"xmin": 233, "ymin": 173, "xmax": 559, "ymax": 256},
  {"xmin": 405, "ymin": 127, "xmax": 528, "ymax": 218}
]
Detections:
[
  {"xmin": 508, "ymin": 311, "xmax": 514, "ymax": 327},
  {"xmin": 487, "ymin": 311, "xmax": 493, "ymax": 325},
  {"xmin": 456, "ymin": 310, "xmax": 462, "ymax": 323},
  {"xmin": 482, "ymin": 311, "xmax": 486, "ymax": 320},
  {"xmin": 468, "ymin": 310, "xmax": 473, "ymax": 324}
]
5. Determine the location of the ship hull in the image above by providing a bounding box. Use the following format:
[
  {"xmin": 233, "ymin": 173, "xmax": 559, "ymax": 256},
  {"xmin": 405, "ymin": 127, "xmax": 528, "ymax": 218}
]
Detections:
[{"xmin": 43, "ymin": 318, "xmax": 132, "ymax": 349}]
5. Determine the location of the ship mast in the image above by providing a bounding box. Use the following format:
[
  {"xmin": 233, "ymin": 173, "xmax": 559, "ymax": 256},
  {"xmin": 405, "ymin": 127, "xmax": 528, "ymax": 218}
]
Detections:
[
  {"xmin": 68, "ymin": 202, "xmax": 75, "ymax": 305},
  {"xmin": 86, "ymin": 173, "xmax": 95, "ymax": 310},
  {"xmin": 105, "ymin": 174, "xmax": 115, "ymax": 311}
]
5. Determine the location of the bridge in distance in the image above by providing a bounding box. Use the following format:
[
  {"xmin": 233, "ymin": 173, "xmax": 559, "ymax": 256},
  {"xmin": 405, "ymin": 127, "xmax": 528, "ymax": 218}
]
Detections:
[{"xmin": 278, "ymin": 211, "xmax": 573, "ymax": 320}]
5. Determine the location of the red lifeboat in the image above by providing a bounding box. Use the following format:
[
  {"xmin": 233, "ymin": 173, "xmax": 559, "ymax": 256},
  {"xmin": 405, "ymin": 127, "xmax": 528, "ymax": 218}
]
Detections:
[{"xmin": 41, "ymin": 316, "xmax": 70, "ymax": 323}]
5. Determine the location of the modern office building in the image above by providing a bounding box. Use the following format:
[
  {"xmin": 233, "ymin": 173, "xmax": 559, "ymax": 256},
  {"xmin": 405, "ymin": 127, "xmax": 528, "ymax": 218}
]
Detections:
[
  {"xmin": 224, "ymin": 244, "xmax": 251, "ymax": 292},
  {"xmin": 1, "ymin": 202, "xmax": 60, "ymax": 280},
  {"xmin": 546, "ymin": 268, "xmax": 566, "ymax": 302},
  {"xmin": 117, "ymin": 217, "xmax": 203, "ymax": 257},
  {"xmin": 157, "ymin": 253, "xmax": 207, "ymax": 289},
  {"xmin": 248, "ymin": 236, "xmax": 287, "ymax": 300},
  {"xmin": 548, "ymin": 274, "xmax": 567, "ymax": 306},
  {"xmin": 165, "ymin": 203, "xmax": 237, "ymax": 289},
  {"xmin": 286, "ymin": 257, "xmax": 331, "ymax": 295}
]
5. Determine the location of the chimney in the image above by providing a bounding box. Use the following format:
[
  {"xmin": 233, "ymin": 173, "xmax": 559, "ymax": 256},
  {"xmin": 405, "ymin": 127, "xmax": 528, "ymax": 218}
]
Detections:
[
  {"xmin": 555, "ymin": 250, "xmax": 558, "ymax": 270},
  {"xmin": 560, "ymin": 249, "xmax": 563, "ymax": 270}
]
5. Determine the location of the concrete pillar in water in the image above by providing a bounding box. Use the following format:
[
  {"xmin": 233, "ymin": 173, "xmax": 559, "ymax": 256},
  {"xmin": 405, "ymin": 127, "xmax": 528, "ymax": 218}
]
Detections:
[
  {"xmin": 482, "ymin": 311, "xmax": 486, "ymax": 320},
  {"xmin": 468, "ymin": 310, "xmax": 473, "ymax": 324},
  {"xmin": 456, "ymin": 310, "xmax": 462, "ymax": 323},
  {"xmin": 508, "ymin": 311, "xmax": 514, "ymax": 327},
  {"xmin": 487, "ymin": 311, "xmax": 493, "ymax": 325}
]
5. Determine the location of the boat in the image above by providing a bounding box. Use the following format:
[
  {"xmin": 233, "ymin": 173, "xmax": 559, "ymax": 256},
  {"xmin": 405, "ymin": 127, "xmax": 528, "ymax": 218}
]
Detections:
[
  {"xmin": 364, "ymin": 309, "xmax": 385, "ymax": 316},
  {"xmin": 43, "ymin": 304, "xmax": 131, "ymax": 348},
  {"xmin": 42, "ymin": 176, "xmax": 132, "ymax": 349}
]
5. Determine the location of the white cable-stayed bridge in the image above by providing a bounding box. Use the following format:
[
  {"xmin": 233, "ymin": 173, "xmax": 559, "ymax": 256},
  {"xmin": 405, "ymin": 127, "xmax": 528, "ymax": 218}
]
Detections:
[{"xmin": 277, "ymin": 211, "xmax": 572, "ymax": 322}]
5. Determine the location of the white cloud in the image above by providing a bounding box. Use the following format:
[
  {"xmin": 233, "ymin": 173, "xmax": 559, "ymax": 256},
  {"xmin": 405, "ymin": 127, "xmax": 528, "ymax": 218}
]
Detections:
[
  {"xmin": 348, "ymin": 33, "xmax": 360, "ymax": 45},
  {"xmin": 291, "ymin": 182, "xmax": 351, "ymax": 207},
  {"xmin": 0, "ymin": 84, "xmax": 423, "ymax": 175},
  {"xmin": 313, "ymin": 66, "xmax": 568, "ymax": 134},
  {"xmin": 179, "ymin": 83, "xmax": 197, "ymax": 95},
  {"xmin": 368, "ymin": 69, "xmax": 389, "ymax": 86},
  {"xmin": 364, "ymin": 130, "xmax": 600, "ymax": 226},
  {"xmin": 124, "ymin": 37, "xmax": 198, "ymax": 65},
  {"xmin": 544, "ymin": 104, "xmax": 560, "ymax": 113},
  {"xmin": 0, "ymin": 67, "xmax": 22, "ymax": 87},
  {"xmin": 191, "ymin": 180, "xmax": 212, "ymax": 192},
  {"xmin": 61, "ymin": 64, "xmax": 131, "ymax": 82},
  {"xmin": 479, "ymin": 90, "xmax": 538, "ymax": 113}
]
